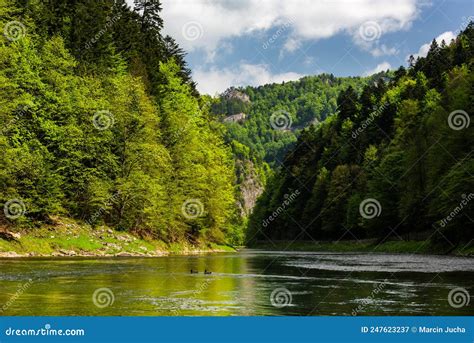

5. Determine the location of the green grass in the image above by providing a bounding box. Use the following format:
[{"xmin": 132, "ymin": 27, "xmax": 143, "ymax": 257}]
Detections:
[
  {"xmin": 0, "ymin": 218, "xmax": 235, "ymax": 256},
  {"xmin": 209, "ymin": 243, "xmax": 236, "ymax": 252},
  {"xmin": 50, "ymin": 234, "xmax": 104, "ymax": 251}
]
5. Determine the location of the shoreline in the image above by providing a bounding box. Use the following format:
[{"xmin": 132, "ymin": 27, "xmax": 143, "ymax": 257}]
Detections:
[
  {"xmin": 0, "ymin": 218, "xmax": 236, "ymax": 258},
  {"xmin": 249, "ymin": 240, "xmax": 474, "ymax": 257},
  {"xmin": 0, "ymin": 248, "xmax": 233, "ymax": 258},
  {"xmin": 2, "ymin": 220, "xmax": 472, "ymax": 258}
]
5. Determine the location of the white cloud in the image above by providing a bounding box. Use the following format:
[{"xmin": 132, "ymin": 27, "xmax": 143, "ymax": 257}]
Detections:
[
  {"xmin": 364, "ymin": 61, "xmax": 392, "ymax": 76},
  {"xmin": 410, "ymin": 31, "xmax": 456, "ymax": 60},
  {"xmin": 160, "ymin": 0, "xmax": 421, "ymax": 58},
  {"xmin": 283, "ymin": 38, "xmax": 302, "ymax": 53},
  {"xmin": 193, "ymin": 63, "xmax": 303, "ymax": 95},
  {"xmin": 370, "ymin": 44, "xmax": 399, "ymax": 57},
  {"xmin": 279, "ymin": 37, "xmax": 302, "ymax": 59}
]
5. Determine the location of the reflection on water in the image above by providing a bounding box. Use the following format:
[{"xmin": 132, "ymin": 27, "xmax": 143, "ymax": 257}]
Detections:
[{"xmin": 0, "ymin": 250, "xmax": 472, "ymax": 316}]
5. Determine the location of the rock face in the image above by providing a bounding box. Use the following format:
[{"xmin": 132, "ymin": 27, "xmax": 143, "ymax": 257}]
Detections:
[
  {"xmin": 0, "ymin": 251, "xmax": 21, "ymax": 257},
  {"xmin": 223, "ymin": 113, "xmax": 246, "ymax": 123},
  {"xmin": 0, "ymin": 230, "xmax": 21, "ymax": 241},
  {"xmin": 236, "ymin": 159, "xmax": 264, "ymax": 216},
  {"xmin": 58, "ymin": 249, "xmax": 76, "ymax": 256},
  {"xmin": 222, "ymin": 87, "xmax": 250, "ymax": 103}
]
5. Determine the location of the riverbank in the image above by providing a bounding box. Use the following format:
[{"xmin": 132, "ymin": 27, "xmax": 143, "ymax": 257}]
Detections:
[
  {"xmin": 251, "ymin": 240, "xmax": 474, "ymax": 256},
  {"xmin": 0, "ymin": 218, "xmax": 235, "ymax": 258}
]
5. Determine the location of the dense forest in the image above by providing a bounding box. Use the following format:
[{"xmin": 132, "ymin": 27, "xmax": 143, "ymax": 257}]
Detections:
[
  {"xmin": 212, "ymin": 74, "xmax": 371, "ymax": 165},
  {"xmin": 248, "ymin": 24, "xmax": 474, "ymax": 250},
  {"xmin": 0, "ymin": 0, "xmax": 241, "ymax": 245},
  {"xmin": 211, "ymin": 74, "xmax": 375, "ymax": 217},
  {"xmin": 2, "ymin": 0, "xmax": 472, "ymax": 252}
]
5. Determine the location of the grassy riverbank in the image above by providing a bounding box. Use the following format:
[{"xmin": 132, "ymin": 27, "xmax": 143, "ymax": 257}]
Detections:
[
  {"xmin": 0, "ymin": 217, "xmax": 235, "ymax": 258},
  {"xmin": 251, "ymin": 240, "xmax": 474, "ymax": 256},
  {"xmin": 2, "ymin": 218, "xmax": 472, "ymax": 258}
]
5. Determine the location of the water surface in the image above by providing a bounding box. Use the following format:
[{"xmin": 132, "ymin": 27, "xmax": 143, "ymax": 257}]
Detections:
[{"xmin": 0, "ymin": 250, "xmax": 473, "ymax": 315}]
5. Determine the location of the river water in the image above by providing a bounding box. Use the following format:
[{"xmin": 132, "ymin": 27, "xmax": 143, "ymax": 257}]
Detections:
[{"xmin": 0, "ymin": 250, "xmax": 473, "ymax": 315}]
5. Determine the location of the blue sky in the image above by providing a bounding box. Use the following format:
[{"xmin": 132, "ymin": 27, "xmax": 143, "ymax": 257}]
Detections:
[{"xmin": 151, "ymin": 0, "xmax": 474, "ymax": 94}]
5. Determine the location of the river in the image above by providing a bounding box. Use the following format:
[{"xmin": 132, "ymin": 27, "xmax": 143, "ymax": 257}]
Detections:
[{"xmin": 0, "ymin": 250, "xmax": 473, "ymax": 315}]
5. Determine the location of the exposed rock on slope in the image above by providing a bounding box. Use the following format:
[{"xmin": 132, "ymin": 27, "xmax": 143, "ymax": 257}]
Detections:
[{"xmin": 235, "ymin": 159, "xmax": 264, "ymax": 216}]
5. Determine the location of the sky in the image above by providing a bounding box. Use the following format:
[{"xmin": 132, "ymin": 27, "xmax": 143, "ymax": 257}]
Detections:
[{"xmin": 133, "ymin": 0, "xmax": 473, "ymax": 94}]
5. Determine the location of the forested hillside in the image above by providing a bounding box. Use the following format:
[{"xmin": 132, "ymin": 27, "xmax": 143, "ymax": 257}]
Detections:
[
  {"xmin": 248, "ymin": 24, "xmax": 474, "ymax": 250},
  {"xmin": 213, "ymin": 74, "xmax": 372, "ymax": 166},
  {"xmin": 2, "ymin": 0, "xmax": 472, "ymax": 255},
  {"xmin": 0, "ymin": 0, "xmax": 240, "ymax": 246},
  {"xmin": 211, "ymin": 74, "xmax": 374, "ymax": 217}
]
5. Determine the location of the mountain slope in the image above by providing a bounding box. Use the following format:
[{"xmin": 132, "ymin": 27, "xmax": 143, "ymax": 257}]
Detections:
[
  {"xmin": 247, "ymin": 24, "xmax": 474, "ymax": 250},
  {"xmin": 0, "ymin": 0, "xmax": 239, "ymax": 247},
  {"xmin": 211, "ymin": 74, "xmax": 378, "ymax": 216}
]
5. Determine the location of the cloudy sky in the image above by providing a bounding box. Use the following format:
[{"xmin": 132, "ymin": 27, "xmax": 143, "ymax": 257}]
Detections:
[{"xmin": 133, "ymin": 0, "xmax": 473, "ymax": 94}]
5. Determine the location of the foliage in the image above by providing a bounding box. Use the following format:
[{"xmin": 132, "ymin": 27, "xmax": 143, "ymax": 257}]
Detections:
[
  {"xmin": 0, "ymin": 0, "xmax": 238, "ymax": 245},
  {"xmin": 248, "ymin": 24, "xmax": 474, "ymax": 247}
]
